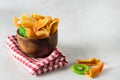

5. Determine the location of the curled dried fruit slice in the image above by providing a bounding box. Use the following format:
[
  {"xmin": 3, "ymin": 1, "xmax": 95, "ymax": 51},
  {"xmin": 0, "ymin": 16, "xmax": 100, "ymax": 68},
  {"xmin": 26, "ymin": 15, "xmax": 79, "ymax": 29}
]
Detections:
[
  {"xmin": 13, "ymin": 17, "xmax": 21, "ymax": 27},
  {"xmin": 76, "ymin": 58, "xmax": 100, "ymax": 66},
  {"xmin": 71, "ymin": 64, "xmax": 89, "ymax": 75},
  {"xmin": 86, "ymin": 62, "xmax": 104, "ymax": 78},
  {"xmin": 50, "ymin": 18, "xmax": 59, "ymax": 35},
  {"xmin": 35, "ymin": 28, "xmax": 49, "ymax": 39},
  {"xmin": 25, "ymin": 28, "xmax": 38, "ymax": 39},
  {"xmin": 34, "ymin": 16, "xmax": 52, "ymax": 32},
  {"xmin": 32, "ymin": 13, "xmax": 45, "ymax": 20},
  {"xmin": 21, "ymin": 20, "xmax": 34, "ymax": 28},
  {"xmin": 20, "ymin": 13, "xmax": 36, "ymax": 22}
]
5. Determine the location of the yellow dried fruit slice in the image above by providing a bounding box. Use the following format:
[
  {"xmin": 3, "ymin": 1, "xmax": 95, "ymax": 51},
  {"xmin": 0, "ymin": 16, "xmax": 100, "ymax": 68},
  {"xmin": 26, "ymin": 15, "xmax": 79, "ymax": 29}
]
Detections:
[
  {"xmin": 33, "ymin": 16, "xmax": 52, "ymax": 32},
  {"xmin": 50, "ymin": 18, "xmax": 59, "ymax": 35},
  {"xmin": 32, "ymin": 13, "xmax": 45, "ymax": 20},
  {"xmin": 21, "ymin": 20, "xmax": 34, "ymax": 28},
  {"xmin": 20, "ymin": 14, "xmax": 35, "ymax": 28},
  {"xmin": 76, "ymin": 58, "xmax": 100, "ymax": 66},
  {"xmin": 13, "ymin": 17, "xmax": 21, "ymax": 27},
  {"xmin": 25, "ymin": 28, "xmax": 38, "ymax": 39},
  {"xmin": 20, "ymin": 13, "xmax": 35, "ymax": 22},
  {"xmin": 35, "ymin": 28, "xmax": 49, "ymax": 39}
]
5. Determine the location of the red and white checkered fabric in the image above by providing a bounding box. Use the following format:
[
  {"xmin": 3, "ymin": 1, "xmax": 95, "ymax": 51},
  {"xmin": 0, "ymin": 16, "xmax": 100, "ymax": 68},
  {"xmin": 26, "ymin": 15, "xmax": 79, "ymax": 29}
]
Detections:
[{"xmin": 6, "ymin": 35, "xmax": 68, "ymax": 75}]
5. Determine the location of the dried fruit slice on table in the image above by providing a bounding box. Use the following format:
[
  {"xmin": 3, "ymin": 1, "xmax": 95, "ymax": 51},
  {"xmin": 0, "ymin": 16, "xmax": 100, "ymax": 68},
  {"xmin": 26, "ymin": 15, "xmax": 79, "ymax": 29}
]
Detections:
[
  {"xmin": 86, "ymin": 62, "xmax": 104, "ymax": 78},
  {"xmin": 71, "ymin": 64, "xmax": 89, "ymax": 75},
  {"xmin": 76, "ymin": 58, "xmax": 100, "ymax": 66}
]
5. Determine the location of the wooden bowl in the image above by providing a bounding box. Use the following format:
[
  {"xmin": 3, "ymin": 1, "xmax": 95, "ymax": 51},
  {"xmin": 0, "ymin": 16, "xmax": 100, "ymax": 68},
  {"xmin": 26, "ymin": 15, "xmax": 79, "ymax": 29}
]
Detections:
[{"xmin": 16, "ymin": 30, "xmax": 58, "ymax": 58}]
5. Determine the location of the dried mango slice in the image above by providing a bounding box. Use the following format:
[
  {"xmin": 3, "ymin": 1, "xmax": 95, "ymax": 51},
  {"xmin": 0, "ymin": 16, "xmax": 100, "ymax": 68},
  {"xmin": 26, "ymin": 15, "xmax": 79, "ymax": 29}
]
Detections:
[
  {"xmin": 76, "ymin": 58, "xmax": 100, "ymax": 66},
  {"xmin": 20, "ymin": 14, "xmax": 35, "ymax": 28},
  {"xmin": 50, "ymin": 18, "xmax": 59, "ymax": 35},
  {"xmin": 86, "ymin": 62, "xmax": 104, "ymax": 78},
  {"xmin": 13, "ymin": 17, "xmax": 21, "ymax": 27},
  {"xmin": 20, "ymin": 14, "xmax": 29, "ymax": 21},
  {"xmin": 34, "ymin": 16, "xmax": 52, "ymax": 32},
  {"xmin": 21, "ymin": 20, "xmax": 34, "ymax": 28},
  {"xmin": 45, "ymin": 25, "xmax": 51, "ymax": 34},
  {"xmin": 20, "ymin": 13, "xmax": 35, "ymax": 22},
  {"xmin": 35, "ymin": 28, "xmax": 49, "ymax": 39},
  {"xmin": 25, "ymin": 28, "xmax": 38, "ymax": 39},
  {"xmin": 32, "ymin": 13, "xmax": 45, "ymax": 20}
]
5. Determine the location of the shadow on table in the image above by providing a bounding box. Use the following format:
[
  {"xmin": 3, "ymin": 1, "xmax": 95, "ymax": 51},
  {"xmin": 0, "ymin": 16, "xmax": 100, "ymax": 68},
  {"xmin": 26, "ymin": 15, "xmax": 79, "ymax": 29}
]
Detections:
[{"xmin": 58, "ymin": 43, "xmax": 98, "ymax": 63}]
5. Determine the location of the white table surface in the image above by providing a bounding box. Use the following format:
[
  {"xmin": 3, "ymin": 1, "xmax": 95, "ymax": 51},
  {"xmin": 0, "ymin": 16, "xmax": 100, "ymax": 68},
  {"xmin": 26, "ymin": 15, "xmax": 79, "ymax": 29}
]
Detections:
[{"xmin": 1, "ymin": 0, "xmax": 120, "ymax": 80}]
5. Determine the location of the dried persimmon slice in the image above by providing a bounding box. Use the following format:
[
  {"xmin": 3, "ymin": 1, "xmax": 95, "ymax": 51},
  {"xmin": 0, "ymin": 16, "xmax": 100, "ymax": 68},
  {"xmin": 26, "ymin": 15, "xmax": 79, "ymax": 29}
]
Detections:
[
  {"xmin": 86, "ymin": 62, "xmax": 104, "ymax": 78},
  {"xmin": 76, "ymin": 58, "xmax": 100, "ymax": 66}
]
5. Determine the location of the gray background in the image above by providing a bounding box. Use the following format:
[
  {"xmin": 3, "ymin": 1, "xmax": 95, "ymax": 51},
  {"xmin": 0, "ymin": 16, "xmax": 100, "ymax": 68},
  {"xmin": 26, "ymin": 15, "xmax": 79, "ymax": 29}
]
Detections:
[{"xmin": 0, "ymin": 0, "xmax": 120, "ymax": 80}]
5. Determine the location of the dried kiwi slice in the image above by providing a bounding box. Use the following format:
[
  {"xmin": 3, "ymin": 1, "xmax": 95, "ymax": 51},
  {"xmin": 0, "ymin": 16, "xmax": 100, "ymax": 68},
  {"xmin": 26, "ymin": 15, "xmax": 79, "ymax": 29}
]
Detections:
[
  {"xmin": 18, "ymin": 27, "xmax": 27, "ymax": 38},
  {"xmin": 71, "ymin": 64, "xmax": 89, "ymax": 75}
]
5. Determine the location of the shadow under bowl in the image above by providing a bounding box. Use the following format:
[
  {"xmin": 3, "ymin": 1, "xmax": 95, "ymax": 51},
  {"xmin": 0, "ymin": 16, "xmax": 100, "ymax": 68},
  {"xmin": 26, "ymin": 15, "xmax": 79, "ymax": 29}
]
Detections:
[{"xmin": 16, "ymin": 30, "xmax": 58, "ymax": 58}]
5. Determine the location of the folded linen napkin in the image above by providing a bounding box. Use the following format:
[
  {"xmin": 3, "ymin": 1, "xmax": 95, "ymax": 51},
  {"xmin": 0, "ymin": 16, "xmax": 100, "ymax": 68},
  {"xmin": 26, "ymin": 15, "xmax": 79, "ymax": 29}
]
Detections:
[{"xmin": 6, "ymin": 35, "xmax": 68, "ymax": 75}]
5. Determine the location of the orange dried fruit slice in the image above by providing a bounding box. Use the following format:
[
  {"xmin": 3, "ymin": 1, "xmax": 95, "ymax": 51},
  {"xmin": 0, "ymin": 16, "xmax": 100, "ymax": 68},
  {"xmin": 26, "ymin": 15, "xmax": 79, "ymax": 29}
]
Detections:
[
  {"xmin": 76, "ymin": 58, "xmax": 100, "ymax": 66},
  {"xmin": 20, "ymin": 14, "xmax": 35, "ymax": 28},
  {"xmin": 50, "ymin": 18, "xmax": 59, "ymax": 35},
  {"xmin": 35, "ymin": 28, "xmax": 49, "ymax": 39},
  {"xmin": 86, "ymin": 62, "xmax": 104, "ymax": 78},
  {"xmin": 13, "ymin": 17, "xmax": 21, "ymax": 27},
  {"xmin": 32, "ymin": 13, "xmax": 45, "ymax": 20},
  {"xmin": 25, "ymin": 28, "xmax": 38, "ymax": 39},
  {"xmin": 34, "ymin": 16, "xmax": 52, "ymax": 32}
]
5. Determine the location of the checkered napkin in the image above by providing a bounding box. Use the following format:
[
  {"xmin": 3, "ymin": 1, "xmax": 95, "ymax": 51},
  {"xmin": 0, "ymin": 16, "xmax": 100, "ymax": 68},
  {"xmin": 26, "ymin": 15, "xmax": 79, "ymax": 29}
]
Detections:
[{"xmin": 6, "ymin": 35, "xmax": 68, "ymax": 75}]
